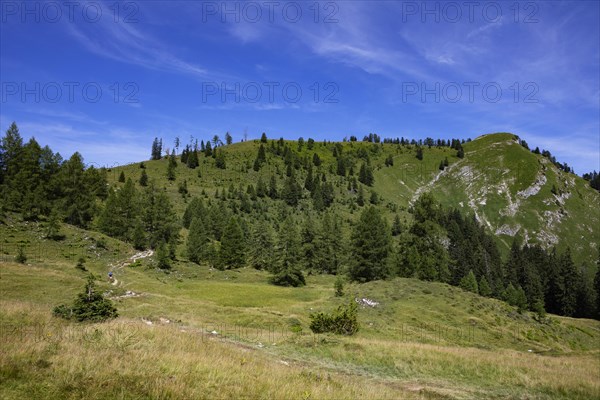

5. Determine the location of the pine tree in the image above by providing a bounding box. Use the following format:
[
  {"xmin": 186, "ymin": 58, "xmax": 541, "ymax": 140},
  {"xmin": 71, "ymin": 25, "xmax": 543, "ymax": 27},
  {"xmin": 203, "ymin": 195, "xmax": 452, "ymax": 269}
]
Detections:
[
  {"xmin": 358, "ymin": 163, "xmax": 374, "ymax": 186},
  {"xmin": 139, "ymin": 169, "xmax": 148, "ymax": 186},
  {"xmin": 268, "ymin": 175, "xmax": 278, "ymax": 199},
  {"xmin": 225, "ymin": 132, "xmax": 232, "ymax": 145},
  {"xmin": 416, "ymin": 147, "xmax": 423, "ymax": 161},
  {"xmin": 187, "ymin": 216, "xmax": 208, "ymax": 264},
  {"xmin": 0, "ymin": 122, "xmax": 23, "ymax": 186},
  {"xmin": 271, "ymin": 217, "xmax": 305, "ymax": 287},
  {"xmin": 260, "ymin": 132, "xmax": 268, "ymax": 143},
  {"xmin": 348, "ymin": 206, "xmax": 391, "ymax": 282},
  {"xmin": 141, "ymin": 185, "xmax": 179, "ymax": 249},
  {"xmin": 357, "ymin": 185, "xmax": 365, "ymax": 206},
  {"xmin": 256, "ymin": 176, "xmax": 267, "ymax": 198},
  {"xmin": 219, "ymin": 217, "xmax": 245, "ymax": 269},
  {"xmin": 281, "ymin": 175, "xmax": 301, "ymax": 206},
  {"xmin": 215, "ymin": 150, "xmax": 226, "ymax": 169},
  {"xmin": 304, "ymin": 164, "xmax": 314, "ymax": 192},
  {"xmin": 247, "ymin": 219, "xmax": 275, "ymax": 270},
  {"xmin": 479, "ymin": 276, "xmax": 492, "ymax": 297},
  {"xmin": 45, "ymin": 208, "xmax": 62, "ymax": 240},
  {"xmin": 515, "ymin": 285, "xmax": 528, "ymax": 313},
  {"xmin": 167, "ymin": 155, "xmax": 176, "ymax": 181},
  {"xmin": 557, "ymin": 248, "xmax": 579, "ymax": 316},
  {"xmin": 459, "ymin": 270, "xmax": 478, "ymax": 293},
  {"xmin": 312, "ymin": 153, "xmax": 322, "ymax": 166},
  {"xmin": 315, "ymin": 212, "xmax": 345, "ymax": 274},
  {"xmin": 391, "ymin": 215, "xmax": 403, "ymax": 236},
  {"xmin": 155, "ymin": 241, "xmax": 171, "ymax": 269},
  {"xmin": 186, "ymin": 149, "xmax": 199, "ymax": 169},
  {"xmin": 301, "ymin": 215, "xmax": 318, "ymax": 271},
  {"xmin": 58, "ymin": 152, "xmax": 95, "ymax": 227},
  {"xmin": 594, "ymin": 257, "xmax": 600, "ymax": 319},
  {"xmin": 182, "ymin": 197, "xmax": 206, "ymax": 229},
  {"xmin": 151, "ymin": 137, "xmax": 162, "ymax": 160},
  {"xmin": 369, "ymin": 190, "xmax": 379, "ymax": 205},
  {"xmin": 118, "ymin": 171, "xmax": 126, "ymax": 182},
  {"xmin": 131, "ymin": 218, "xmax": 147, "ymax": 250}
]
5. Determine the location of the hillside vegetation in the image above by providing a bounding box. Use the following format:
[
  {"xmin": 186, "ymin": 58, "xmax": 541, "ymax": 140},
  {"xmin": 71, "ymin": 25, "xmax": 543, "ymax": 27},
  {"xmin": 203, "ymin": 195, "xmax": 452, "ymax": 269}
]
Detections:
[{"xmin": 1, "ymin": 124, "xmax": 600, "ymax": 399}]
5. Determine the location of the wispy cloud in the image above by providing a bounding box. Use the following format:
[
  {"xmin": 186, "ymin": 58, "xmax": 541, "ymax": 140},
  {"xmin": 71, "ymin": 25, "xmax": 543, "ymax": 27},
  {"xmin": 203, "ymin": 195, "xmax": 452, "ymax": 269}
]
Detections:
[{"xmin": 63, "ymin": 4, "xmax": 211, "ymax": 79}]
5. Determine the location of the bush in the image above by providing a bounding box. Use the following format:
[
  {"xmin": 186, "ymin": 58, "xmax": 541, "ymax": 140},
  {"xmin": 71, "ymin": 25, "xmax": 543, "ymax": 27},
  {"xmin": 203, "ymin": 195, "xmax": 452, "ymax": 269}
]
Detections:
[
  {"xmin": 54, "ymin": 275, "xmax": 118, "ymax": 322},
  {"xmin": 309, "ymin": 301, "xmax": 359, "ymax": 335},
  {"xmin": 334, "ymin": 276, "xmax": 344, "ymax": 297},
  {"xmin": 15, "ymin": 245, "xmax": 27, "ymax": 264},
  {"xmin": 270, "ymin": 268, "xmax": 306, "ymax": 287}
]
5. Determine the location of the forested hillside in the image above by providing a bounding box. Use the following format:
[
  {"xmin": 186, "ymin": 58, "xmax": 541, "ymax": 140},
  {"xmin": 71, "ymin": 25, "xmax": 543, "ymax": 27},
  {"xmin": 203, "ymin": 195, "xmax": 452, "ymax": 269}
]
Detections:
[{"xmin": 1, "ymin": 123, "xmax": 599, "ymax": 320}]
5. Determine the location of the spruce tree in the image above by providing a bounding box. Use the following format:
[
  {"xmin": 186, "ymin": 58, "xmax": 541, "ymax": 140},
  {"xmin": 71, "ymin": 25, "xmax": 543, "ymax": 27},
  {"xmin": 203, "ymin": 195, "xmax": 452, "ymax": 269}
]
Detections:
[
  {"xmin": 268, "ymin": 175, "xmax": 278, "ymax": 199},
  {"xmin": 118, "ymin": 171, "xmax": 126, "ymax": 182},
  {"xmin": 139, "ymin": 169, "xmax": 148, "ymax": 186},
  {"xmin": 247, "ymin": 219, "xmax": 275, "ymax": 270},
  {"xmin": 479, "ymin": 276, "xmax": 492, "ymax": 297},
  {"xmin": 391, "ymin": 215, "xmax": 403, "ymax": 236},
  {"xmin": 256, "ymin": 176, "xmax": 267, "ymax": 198},
  {"xmin": 271, "ymin": 217, "xmax": 305, "ymax": 287},
  {"xmin": 301, "ymin": 216, "xmax": 318, "ymax": 271},
  {"xmin": 187, "ymin": 216, "xmax": 208, "ymax": 264},
  {"xmin": 348, "ymin": 206, "xmax": 391, "ymax": 282},
  {"xmin": 459, "ymin": 270, "xmax": 478, "ymax": 293},
  {"xmin": 58, "ymin": 152, "xmax": 95, "ymax": 227},
  {"xmin": 416, "ymin": 147, "xmax": 423, "ymax": 160},
  {"xmin": 219, "ymin": 217, "xmax": 245, "ymax": 269},
  {"xmin": 594, "ymin": 258, "xmax": 600, "ymax": 319}
]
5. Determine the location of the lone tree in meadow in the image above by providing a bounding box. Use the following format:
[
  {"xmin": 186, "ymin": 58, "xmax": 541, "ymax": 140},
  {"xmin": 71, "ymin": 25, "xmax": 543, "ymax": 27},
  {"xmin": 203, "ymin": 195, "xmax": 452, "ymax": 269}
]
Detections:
[{"xmin": 54, "ymin": 275, "xmax": 118, "ymax": 322}]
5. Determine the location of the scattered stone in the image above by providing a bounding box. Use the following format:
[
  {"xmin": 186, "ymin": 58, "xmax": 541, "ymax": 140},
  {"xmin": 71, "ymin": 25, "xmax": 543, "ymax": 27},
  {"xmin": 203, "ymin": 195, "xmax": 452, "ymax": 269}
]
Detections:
[{"xmin": 356, "ymin": 298, "xmax": 379, "ymax": 307}]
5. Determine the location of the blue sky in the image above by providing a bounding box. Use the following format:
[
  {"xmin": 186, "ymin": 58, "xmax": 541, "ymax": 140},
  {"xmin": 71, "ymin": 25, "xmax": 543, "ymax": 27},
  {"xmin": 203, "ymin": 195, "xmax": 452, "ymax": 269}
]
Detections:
[{"xmin": 1, "ymin": 1, "xmax": 598, "ymax": 173}]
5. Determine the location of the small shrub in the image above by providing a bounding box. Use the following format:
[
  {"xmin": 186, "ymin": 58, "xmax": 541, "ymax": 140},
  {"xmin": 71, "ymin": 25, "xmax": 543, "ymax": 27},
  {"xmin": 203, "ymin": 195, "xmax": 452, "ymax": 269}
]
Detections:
[
  {"xmin": 270, "ymin": 268, "xmax": 305, "ymax": 287},
  {"xmin": 334, "ymin": 276, "xmax": 344, "ymax": 297},
  {"xmin": 75, "ymin": 257, "xmax": 87, "ymax": 271},
  {"xmin": 309, "ymin": 302, "xmax": 359, "ymax": 335},
  {"xmin": 54, "ymin": 275, "xmax": 118, "ymax": 322},
  {"xmin": 15, "ymin": 245, "xmax": 27, "ymax": 264}
]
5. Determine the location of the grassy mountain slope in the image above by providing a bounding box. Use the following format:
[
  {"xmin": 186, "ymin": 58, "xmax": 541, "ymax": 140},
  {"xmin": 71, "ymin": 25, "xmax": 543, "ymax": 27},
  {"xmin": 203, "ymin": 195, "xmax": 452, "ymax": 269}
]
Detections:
[
  {"xmin": 110, "ymin": 133, "xmax": 599, "ymax": 265},
  {"xmin": 1, "ymin": 219, "xmax": 599, "ymax": 399}
]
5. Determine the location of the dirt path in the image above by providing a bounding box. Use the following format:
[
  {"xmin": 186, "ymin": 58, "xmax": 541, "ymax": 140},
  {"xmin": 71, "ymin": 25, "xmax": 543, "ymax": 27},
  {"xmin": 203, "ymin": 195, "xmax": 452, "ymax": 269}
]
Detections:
[{"xmin": 108, "ymin": 250, "xmax": 154, "ymax": 287}]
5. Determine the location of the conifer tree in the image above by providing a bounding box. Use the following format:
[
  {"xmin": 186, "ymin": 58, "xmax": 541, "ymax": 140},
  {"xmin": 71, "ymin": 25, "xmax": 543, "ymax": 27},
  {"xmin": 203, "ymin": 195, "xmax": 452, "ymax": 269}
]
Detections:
[
  {"xmin": 118, "ymin": 171, "xmax": 126, "ymax": 182},
  {"xmin": 479, "ymin": 276, "xmax": 492, "ymax": 297},
  {"xmin": 459, "ymin": 270, "xmax": 479, "ymax": 293},
  {"xmin": 139, "ymin": 169, "xmax": 148, "ymax": 186},
  {"xmin": 58, "ymin": 152, "xmax": 95, "ymax": 227},
  {"xmin": 301, "ymin": 215, "xmax": 318, "ymax": 271},
  {"xmin": 271, "ymin": 217, "xmax": 305, "ymax": 287},
  {"xmin": 416, "ymin": 147, "xmax": 423, "ymax": 160},
  {"xmin": 348, "ymin": 206, "xmax": 391, "ymax": 282},
  {"xmin": 247, "ymin": 219, "xmax": 275, "ymax": 270},
  {"xmin": 594, "ymin": 257, "xmax": 600, "ymax": 319},
  {"xmin": 312, "ymin": 153, "xmax": 322, "ymax": 166},
  {"xmin": 256, "ymin": 176, "xmax": 267, "ymax": 198},
  {"xmin": 219, "ymin": 217, "xmax": 245, "ymax": 269},
  {"xmin": 268, "ymin": 175, "xmax": 278, "ymax": 199},
  {"xmin": 357, "ymin": 185, "xmax": 365, "ymax": 206},
  {"xmin": 166, "ymin": 155, "xmax": 176, "ymax": 181},
  {"xmin": 187, "ymin": 216, "xmax": 208, "ymax": 264},
  {"xmin": 391, "ymin": 215, "xmax": 403, "ymax": 236}
]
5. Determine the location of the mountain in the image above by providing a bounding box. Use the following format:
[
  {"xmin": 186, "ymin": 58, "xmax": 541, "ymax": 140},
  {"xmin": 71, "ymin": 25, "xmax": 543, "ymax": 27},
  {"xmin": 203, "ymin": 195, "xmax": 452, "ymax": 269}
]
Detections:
[
  {"xmin": 375, "ymin": 133, "xmax": 599, "ymax": 265},
  {"xmin": 111, "ymin": 132, "xmax": 599, "ymax": 266}
]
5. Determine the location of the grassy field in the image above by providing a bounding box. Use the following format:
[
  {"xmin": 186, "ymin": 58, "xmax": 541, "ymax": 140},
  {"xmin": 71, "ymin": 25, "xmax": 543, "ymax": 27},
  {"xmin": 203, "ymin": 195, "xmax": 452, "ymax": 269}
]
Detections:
[{"xmin": 2, "ymin": 219, "xmax": 599, "ymax": 399}]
